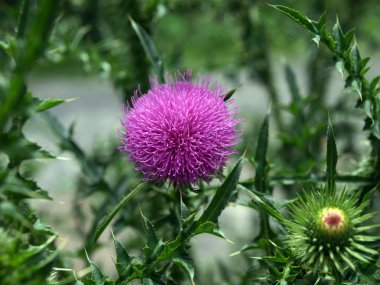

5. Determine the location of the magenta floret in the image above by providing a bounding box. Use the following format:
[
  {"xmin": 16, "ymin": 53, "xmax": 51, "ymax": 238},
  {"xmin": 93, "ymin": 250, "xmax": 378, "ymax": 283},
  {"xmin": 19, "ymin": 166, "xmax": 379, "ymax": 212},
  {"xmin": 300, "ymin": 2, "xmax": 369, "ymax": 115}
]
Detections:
[{"xmin": 118, "ymin": 71, "xmax": 240, "ymax": 185}]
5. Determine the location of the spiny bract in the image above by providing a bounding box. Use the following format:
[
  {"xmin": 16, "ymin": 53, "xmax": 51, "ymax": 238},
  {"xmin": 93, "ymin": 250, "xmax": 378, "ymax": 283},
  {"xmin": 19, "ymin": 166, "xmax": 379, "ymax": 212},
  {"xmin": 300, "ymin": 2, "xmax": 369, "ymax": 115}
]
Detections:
[
  {"xmin": 118, "ymin": 71, "xmax": 240, "ymax": 186},
  {"xmin": 286, "ymin": 188, "xmax": 379, "ymax": 276}
]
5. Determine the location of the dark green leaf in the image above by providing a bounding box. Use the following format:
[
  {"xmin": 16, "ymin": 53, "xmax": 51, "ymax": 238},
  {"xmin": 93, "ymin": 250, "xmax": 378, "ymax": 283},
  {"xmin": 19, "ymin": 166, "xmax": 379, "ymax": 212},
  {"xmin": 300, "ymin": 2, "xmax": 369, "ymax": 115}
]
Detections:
[
  {"xmin": 129, "ymin": 17, "xmax": 164, "ymax": 83},
  {"xmin": 255, "ymin": 114, "xmax": 270, "ymax": 193},
  {"xmin": 326, "ymin": 120, "xmax": 337, "ymax": 194},
  {"xmin": 285, "ymin": 64, "xmax": 301, "ymax": 102},
  {"xmin": 92, "ymin": 182, "xmax": 147, "ymax": 244},
  {"xmin": 195, "ymin": 157, "xmax": 243, "ymax": 227},
  {"xmin": 224, "ymin": 86, "xmax": 241, "ymax": 102},
  {"xmin": 16, "ymin": 0, "xmax": 30, "ymax": 39}
]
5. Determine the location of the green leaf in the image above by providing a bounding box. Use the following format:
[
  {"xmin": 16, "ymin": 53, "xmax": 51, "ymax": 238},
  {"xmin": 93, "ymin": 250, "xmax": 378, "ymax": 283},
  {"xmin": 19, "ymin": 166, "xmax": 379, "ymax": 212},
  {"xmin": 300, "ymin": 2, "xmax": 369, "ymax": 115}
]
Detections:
[
  {"xmin": 326, "ymin": 120, "xmax": 337, "ymax": 194},
  {"xmin": 92, "ymin": 182, "xmax": 147, "ymax": 244},
  {"xmin": 335, "ymin": 60, "xmax": 344, "ymax": 78},
  {"xmin": 140, "ymin": 210, "xmax": 158, "ymax": 251},
  {"xmin": 223, "ymin": 85, "xmax": 241, "ymax": 102},
  {"xmin": 0, "ymin": 40, "xmax": 14, "ymax": 57},
  {"xmin": 285, "ymin": 64, "xmax": 301, "ymax": 102},
  {"xmin": 350, "ymin": 43, "xmax": 362, "ymax": 76},
  {"xmin": 230, "ymin": 243, "xmax": 260, "ymax": 256},
  {"xmin": 0, "ymin": 201, "xmax": 32, "ymax": 228},
  {"xmin": 317, "ymin": 12, "xmax": 326, "ymax": 30},
  {"xmin": 173, "ymin": 257, "xmax": 195, "ymax": 285},
  {"xmin": 129, "ymin": 17, "xmax": 164, "ymax": 83},
  {"xmin": 36, "ymin": 98, "xmax": 76, "ymax": 112},
  {"xmin": 2, "ymin": 169, "xmax": 52, "ymax": 200},
  {"xmin": 193, "ymin": 221, "xmax": 232, "ymax": 242},
  {"xmin": 1, "ymin": 132, "xmax": 54, "ymax": 165},
  {"xmin": 86, "ymin": 253, "xmax": 106, "ymax": 285},
  {"xmin": 13, "ymin": 234, "xmax": 56, "ymax": 262},
  {"xmin": 344, "ymin": 28, "xmax": 355, "ymax": 48},
  {"xmin": 180, "ymin": 198, "xmax": 190, "ymax": 220},
  {"xmin": 112, "ymin": 231, "xmax": 132, "ymax": 277},
  {"xmin": 312, "ymin": 34, "xmax": 321, "ymax": 46},
  {"xmin": 351, "ymin": 79, "xmax": 362, "ymax": 100},
  {"xmin": 238, "ymin": 185, "xmax": 286, "ymax": 224},
  {"xmin": 255, "ymin": 114, "xmax": 270, "ymax": 193},
  {"xmin": 271, "ymin": 5, "xmax": 318, "ymax": 35},
  {"xmin": 194, "ymin": 157, "xmax": 243, "ymax": 228},
  {"xmin": 370, "ymin": 76, "xmax": 380, "ymax": 91},
  {"xmin": 16, "ymin": 0, "xmax": 30, "ymax": 39},
  {"xmin": 332, "ymin": 18, "xmax": 345, "ymax": 54},
  {"xmin": 351, "ymin": 242, "xmax": 378, "ymax": 255},
  {"xmin": 345, "ymin": 248, "xmax": 370, "ymax": 263},
  {"xmin": 33, "ymin": 219, "xmax": 55, "ymax": 235},
  {"xmin": 340, "ymin": 253, "xmax": 356, "ymax": 271}
]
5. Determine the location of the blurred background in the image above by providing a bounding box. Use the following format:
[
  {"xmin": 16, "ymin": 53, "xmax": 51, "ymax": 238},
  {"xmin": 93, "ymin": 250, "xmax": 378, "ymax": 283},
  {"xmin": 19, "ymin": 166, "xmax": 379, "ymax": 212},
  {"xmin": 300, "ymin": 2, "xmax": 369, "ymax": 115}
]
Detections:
[{"xmin": 1, "ymin": 0, "xmax": 380, "ymax": 284}]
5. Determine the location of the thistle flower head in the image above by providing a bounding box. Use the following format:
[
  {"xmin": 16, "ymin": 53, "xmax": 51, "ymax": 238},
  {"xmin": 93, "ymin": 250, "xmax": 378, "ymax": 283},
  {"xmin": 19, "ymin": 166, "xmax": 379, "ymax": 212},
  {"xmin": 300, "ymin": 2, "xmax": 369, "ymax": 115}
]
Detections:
[
  {"xmin": 118, "ymin": 71, "xmax": 240, "ymax": 186},
  {"xmin": 286, "ymin": 188, "xmax": 379, "ymax": 276}
]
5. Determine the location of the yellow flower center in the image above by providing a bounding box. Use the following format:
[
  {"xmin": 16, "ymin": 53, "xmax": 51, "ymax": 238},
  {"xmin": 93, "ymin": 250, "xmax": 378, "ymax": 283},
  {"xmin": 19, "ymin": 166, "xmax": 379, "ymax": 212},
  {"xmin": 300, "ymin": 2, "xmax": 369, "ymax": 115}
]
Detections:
[{"xmin": 319, "ymin": 207, "xmax": 346, "ymax": 233}]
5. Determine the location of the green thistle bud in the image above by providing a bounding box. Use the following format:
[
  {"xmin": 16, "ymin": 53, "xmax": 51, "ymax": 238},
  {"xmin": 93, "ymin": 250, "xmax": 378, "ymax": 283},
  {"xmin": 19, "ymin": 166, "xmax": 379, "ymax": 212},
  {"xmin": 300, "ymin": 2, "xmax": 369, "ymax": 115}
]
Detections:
[{"xmin": 286, "ymin": 188, "xmax": 379, "ymax": 276}]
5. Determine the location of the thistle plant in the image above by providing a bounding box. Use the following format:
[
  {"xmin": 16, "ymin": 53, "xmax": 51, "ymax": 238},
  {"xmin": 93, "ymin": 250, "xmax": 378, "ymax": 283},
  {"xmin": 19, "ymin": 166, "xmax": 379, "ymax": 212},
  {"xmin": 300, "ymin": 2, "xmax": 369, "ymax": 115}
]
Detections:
[{"xmin": 1, "ymin": 1, "xmax": 380, "ymax": 285}]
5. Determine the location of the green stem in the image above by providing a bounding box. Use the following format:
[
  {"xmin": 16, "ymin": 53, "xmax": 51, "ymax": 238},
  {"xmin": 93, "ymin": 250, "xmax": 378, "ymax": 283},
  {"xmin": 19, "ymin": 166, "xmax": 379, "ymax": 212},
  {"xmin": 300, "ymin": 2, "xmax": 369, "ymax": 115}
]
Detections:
[{"xmin": 91, "ymin": 181, "xmax": 147, "ymax": 244}]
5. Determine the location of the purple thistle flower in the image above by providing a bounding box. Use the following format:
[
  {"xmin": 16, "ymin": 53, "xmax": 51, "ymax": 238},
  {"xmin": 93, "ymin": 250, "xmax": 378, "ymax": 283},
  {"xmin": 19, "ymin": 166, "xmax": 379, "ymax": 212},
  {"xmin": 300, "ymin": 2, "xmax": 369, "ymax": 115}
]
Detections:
[{"xmin": 118, "ymin": 71, "xmax": 240, "ymax": 186}]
